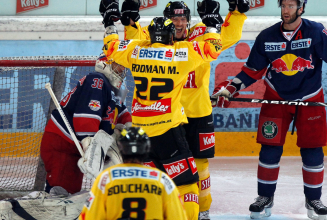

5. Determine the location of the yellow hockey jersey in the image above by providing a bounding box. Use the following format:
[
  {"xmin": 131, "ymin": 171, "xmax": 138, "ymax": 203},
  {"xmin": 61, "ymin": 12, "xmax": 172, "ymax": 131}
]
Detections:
[
  {"xmin": 124, "ymin": 11, "xmax": 246, "ymax": 117},
  {"xmin": 79, "ymin": 163, "xmax": 187, "ymax": 220},
  {"xmin": 103, "ymin": 30, "xmax": 221, "ymax": 137}
]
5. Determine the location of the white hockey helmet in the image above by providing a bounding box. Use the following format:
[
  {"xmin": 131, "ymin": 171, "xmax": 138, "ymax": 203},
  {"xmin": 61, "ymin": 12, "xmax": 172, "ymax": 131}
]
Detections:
[{"xmin": 95, "ymin": 53, "xmax": 127, "ymax": 90}]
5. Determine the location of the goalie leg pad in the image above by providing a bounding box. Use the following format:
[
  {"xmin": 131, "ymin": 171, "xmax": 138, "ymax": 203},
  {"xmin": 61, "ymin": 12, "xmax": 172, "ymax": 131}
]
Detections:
[
  {"xmin": 41, "ymin": 132, "xmax": 83, "ymax": 194},
  {"xmin": 78, "ymin": 130, "xmax": 113, "ymax": 179}
]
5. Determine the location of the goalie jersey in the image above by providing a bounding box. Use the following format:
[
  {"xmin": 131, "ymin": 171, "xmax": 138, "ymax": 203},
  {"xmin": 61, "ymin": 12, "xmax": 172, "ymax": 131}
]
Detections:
[
  {"xmin": 103, "ymin": 30, "xmax": 221, "ymax": 137},
  {"xmin": 124, "ymin": 11, "xmax": 246, "ymax": 117},
  {"xmin": 45, "ymin": 72, "xmax": 131, "ymax": 143},
  {"xmin": 79, "ymin": 163, "xmax": 188, "ymax": 220}
]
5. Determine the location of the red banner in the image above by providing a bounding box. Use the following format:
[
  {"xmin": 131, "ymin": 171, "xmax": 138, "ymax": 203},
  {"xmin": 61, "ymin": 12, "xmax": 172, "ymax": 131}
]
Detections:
[
  {"xmin": 16, "ymin": 0, "xmax": 49, "ymax": 14},
  {"xmin": 139, "ymin": 0, "xmax": 157, "ymax": 10},
  {"xmin": 249, "ymin": 0, "xmax": 264, "ymax": 10}
]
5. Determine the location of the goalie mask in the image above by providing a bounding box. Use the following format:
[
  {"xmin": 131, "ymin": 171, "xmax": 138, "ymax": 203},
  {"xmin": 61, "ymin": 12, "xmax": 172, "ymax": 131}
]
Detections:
[
  {"xmin": 95, "ymin": 53, "xmax": 127, "ymax": 89},
  {"xmin": 148, "ymin": 17, "xmax": 176, "ymax": 45},
  {"xmin": 118, "ymin": 127, "xmax": 151, "ymax": 160}
]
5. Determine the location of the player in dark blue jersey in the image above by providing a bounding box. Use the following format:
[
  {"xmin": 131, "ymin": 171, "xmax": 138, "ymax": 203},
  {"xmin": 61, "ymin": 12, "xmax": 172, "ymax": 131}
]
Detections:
[
  {"xmin": 41, "ymin": 55, "xmax": 132, "ymax": 195},
  {"xmin": 211, "ymin": 0, "xmax": 327, "ymax": 219}
]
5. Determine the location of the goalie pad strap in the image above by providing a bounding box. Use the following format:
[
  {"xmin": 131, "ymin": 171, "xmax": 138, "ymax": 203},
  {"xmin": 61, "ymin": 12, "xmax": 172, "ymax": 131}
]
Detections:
[{"xmin": 9, "ymin": 200, "xmax": 37, "ymax": 220}]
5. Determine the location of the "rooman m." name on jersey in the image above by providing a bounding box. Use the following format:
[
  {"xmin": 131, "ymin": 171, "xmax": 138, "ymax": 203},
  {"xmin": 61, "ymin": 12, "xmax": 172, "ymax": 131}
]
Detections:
[{"xmin": 132, "ymin": 64, "xmax": 179, "ymax": 74}]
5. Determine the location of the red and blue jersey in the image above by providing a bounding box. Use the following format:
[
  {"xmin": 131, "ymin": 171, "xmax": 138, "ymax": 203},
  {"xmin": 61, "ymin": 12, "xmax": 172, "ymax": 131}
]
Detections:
[
  {"xmin": 237, "ymin": 18, "xmax": 327, "ymax": 101},
  {"xmin": 45, "ymin": 72, "xmax": 131, "ymax": 144}
]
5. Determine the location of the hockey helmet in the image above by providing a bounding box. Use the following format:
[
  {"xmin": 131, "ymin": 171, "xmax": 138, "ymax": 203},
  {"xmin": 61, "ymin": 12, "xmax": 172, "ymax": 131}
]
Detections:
[
  {"xmin": 278, "ymin": 0, "xmax": 307, "ymax": 8},
  {"xmin": 118, "ymin": 127, "xmax": 151, "ymax": 158},
  {"xmin": 148, "ymin": 17, "xmax": 176, "ymax": 45},
  {"xmin": 163, "ymin": 1, "xmax": 191, "ymax": 22},
  {"xmin": 95, "ymin": 53, "xmax": 127, "ymax": 90}
]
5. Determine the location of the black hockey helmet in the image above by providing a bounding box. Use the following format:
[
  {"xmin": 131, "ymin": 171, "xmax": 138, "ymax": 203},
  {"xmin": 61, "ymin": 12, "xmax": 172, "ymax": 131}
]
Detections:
[
  {"xmin": 163, "ymin": 1, "xmax": 191, "ymax": 22},
  {"xmin": 118, "ymin": 127, "xmax": 151, "ymax": 159},
  {"xmin": 148, "ymin": 17, "xmax": 176, "ymax": 45},
  {"xmin": 278, "ymin": 0, "xmax": 306, "ymax": 14}
]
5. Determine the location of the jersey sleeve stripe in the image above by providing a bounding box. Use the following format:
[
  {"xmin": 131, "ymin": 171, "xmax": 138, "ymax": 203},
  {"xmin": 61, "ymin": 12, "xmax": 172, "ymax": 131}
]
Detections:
[{"xmin": 73, "ymin": 113, "xmax": 102, "ymax": 122}]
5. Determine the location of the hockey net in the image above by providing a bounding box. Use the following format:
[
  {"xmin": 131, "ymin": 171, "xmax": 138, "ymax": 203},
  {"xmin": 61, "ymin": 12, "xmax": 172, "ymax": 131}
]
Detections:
[{"xmin": 0, "ymin": 56, "xmax": 134, "ymax": 200}]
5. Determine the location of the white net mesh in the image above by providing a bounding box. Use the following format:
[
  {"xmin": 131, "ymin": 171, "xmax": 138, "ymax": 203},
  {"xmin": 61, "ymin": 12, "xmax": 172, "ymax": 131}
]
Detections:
[{"xmin": 0, "ymin": 56, "xmax": 135, "ymax": 199}]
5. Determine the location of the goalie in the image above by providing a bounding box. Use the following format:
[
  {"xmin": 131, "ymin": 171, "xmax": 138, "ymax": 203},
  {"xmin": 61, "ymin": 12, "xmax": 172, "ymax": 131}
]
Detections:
[{"xmin": 41, "ymin": 57, "xmax": 132, "ymax": 195}]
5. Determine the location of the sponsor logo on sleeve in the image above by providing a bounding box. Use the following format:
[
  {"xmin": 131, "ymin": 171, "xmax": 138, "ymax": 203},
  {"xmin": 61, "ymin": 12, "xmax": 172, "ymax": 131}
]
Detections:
[
  {"xmin": 188, "ymin": 26, "xmax": 206, "ymax": 42},
  {"xmin": 131, "ymin": 46, "xmax": 140, "ymax": 59},
  {"xmin": 291, "ymin": 38, "xmax": 312, "ymax": 50},
  {"xmin": 184, "ymin": 71, "xmax": 197, "ymax": 88},
  {"xmin": 88, "ymin": 100, "xmax": 101, "ymax": 111},
  {"xmin": 184, "ymin": 193, "xmax": 199, "ymax": 204},
  {"xmin": 117, "ymin": 40, "xmax": 133, "ymax": 51},
  {"xmin": 85, "ymin": 191, "xmax": 95, "ymax": 210},
  {"xmin": 98, "ymin": 171, "xmax": 110, "ymax": 194},
  {"xmin": 264, "ymin": 42, "xmax": 287, "ymax": 52},
  {"xmin": 163, "ymin": 158, "xmax": 189, "ymax": 179},
  {"xmin": 131, "ymin": 98, "xmax": 171, "ymax": 117},
  {"xmin": 193, "ymin": 41, "xmax": 204, "ymax": 58},
  {"xmin": 138, "ymin": 48, "xmax": 174, "ymax": 62},
  {"xmin": 174, "ymin": 48, "xmax": 188, "ymax": 61},
  {"xmin": 199, "ymin": 132, "xmax": 215, "ymax": 151},
  {"xmin": 160, "ymin": 173, "xmax": 175, "ymax": 195}
]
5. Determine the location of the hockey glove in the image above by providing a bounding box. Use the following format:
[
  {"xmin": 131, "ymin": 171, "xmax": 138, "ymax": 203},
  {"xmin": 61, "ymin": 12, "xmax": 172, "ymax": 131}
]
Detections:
[
  {"xmin": 121, "ymin": 0, "xmax": 141, "ymax": 26},
  {"xmin": 226, "ymin": 0, "xmax": 250, "ymax": 13},
  {"xmin": 100, "ymin": 0, "xmax": 121, "ymax": 28},
  {"xmin": 77, "ymin": 130, "xmax": 113, "ymax": 179},
  {"xmin": 211, "ymin": 80, "xmax": 240, "ymax": 108},
  {"xmin": 197, "ymin": 0, "xmax": 223, "ymax": 29}
]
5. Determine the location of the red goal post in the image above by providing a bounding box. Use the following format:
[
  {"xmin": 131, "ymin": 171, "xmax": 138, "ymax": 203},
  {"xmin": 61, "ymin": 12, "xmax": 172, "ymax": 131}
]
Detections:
[{"xmin": 0, "ymin": 56, "xmax": 133, "ymax": 199}]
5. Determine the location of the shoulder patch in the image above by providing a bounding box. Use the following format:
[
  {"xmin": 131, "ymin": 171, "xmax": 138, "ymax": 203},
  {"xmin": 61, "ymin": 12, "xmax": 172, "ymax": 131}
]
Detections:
[
  {"xmin": 193, "ymin": 41, "xmax": 203, "ymax": 58},
  {"xmin": 160, "ymin": 173, "xmax": 175, "ymax": 195},
  {"xmin": 85, "ymin": 191, "xmax": 95, "ymax": 210},
  {"xmin": 188, "ymin": 26, "xmax": 206, "ymax": 42},
  {"xmin": 98, "ymin": 171, "xmax": 110, "ymax": 194},
  {"xmin": 118, "ymin": 40, "xmax": 133, "ymax": 51},
  {"xmin": 323, "ymin": 28, "xmax": 327, "ymax": 36}
]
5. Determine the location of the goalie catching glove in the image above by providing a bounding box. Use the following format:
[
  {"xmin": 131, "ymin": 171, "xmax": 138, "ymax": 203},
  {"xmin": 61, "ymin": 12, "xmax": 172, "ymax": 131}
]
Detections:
[
  {"xmin": 197, "ymin": 0, "xmax": 223, "ymax": 31},
  {"xmin": 211, "ymin": 78, "xmax": 246, "ymax": 108},
  {"xmin": 77, "ymin": 130, "xmax": 122, "ymax": 179},
  {"xmin": 226, "ymin": 0, "xmax": 250, "ymax": 13},
  {"xmin": 99, "ymin": 0, "xmax": 121, "ymax": 27},
  {"xmin": 120, "ymin": 0, "xmax": 141, "ymax": 26}
]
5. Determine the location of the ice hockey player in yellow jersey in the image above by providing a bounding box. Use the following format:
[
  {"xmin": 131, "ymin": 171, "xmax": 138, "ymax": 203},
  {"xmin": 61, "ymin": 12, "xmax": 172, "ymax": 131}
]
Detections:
[
  {"xmin": 79, "ymin": 127, "xmax": 187, "ymax": 220},
  {"xmin": 99, "ymin": 0, "xmax": 248, "ymax": 219},
  {"xmin": 100, "ymin": 15, "xmax": 222, "ymax": 220}
]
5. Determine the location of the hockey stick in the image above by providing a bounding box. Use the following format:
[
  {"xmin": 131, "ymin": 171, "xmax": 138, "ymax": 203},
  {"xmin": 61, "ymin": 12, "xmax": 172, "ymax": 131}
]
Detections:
[
  {"xmin": 45, "ymin": 83, "xmax": 84, "ymax": 157},
  {"xmin": 227, "ymin": 97, "xmax": 327, "ymax": 107}
]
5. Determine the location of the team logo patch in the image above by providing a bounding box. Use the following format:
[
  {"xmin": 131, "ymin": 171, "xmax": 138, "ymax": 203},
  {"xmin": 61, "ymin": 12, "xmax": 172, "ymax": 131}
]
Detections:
[
  {"xmin": 265, "ymin": 42, "xmax": 287, "ymax": 52},
  {"xmin": 117, "ymin": 40, "xmax": 132, "ymax": 51},
  {"xmin": 85, "ymin": 191, "xmax": 95, "ymax": 210},
  {"xmin": 88, "ymin": 100, "xmax": 101, "ymax": 111},
  {"xmin": 262, "ymin": 121, "xmax": 278, "ymax": 139},
  {"xmin": 98, "ymin": 171, "xmax": 110, "ymax": 194},
  {"xmin": 291, "ymin": 38, "xmax": 312, "ymax": 50}
]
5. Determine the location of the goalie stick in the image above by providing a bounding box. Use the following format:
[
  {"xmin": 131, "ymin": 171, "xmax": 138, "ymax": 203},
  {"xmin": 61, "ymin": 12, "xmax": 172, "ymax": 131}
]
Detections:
[
  {"xmin": 45, "ymin": 83, "xmax": 84, "ymax": 157},
  {"xmin": 211, "ymin": 97, "xmax": 327, "ymax": 107}
]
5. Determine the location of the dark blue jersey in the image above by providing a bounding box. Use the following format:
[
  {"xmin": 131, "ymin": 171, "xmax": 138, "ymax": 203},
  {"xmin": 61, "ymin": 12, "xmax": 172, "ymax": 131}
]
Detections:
[
  {"xmin": 237, "ymin": 18, "xmax": 327, "ymax": 101},
  {"xmin": 45, "ymin": 72, "xmax": 131, "ymax": 143}
]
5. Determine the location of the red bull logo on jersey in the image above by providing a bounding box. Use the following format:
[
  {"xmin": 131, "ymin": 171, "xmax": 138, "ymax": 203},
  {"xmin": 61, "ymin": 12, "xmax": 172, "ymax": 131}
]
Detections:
[
  {"xmin": 291, "ymin": 38, "xmax": 312, "ymax": 50},
  {"xmin": 271, "ymin": 54, "xmax": 314, "ymax": 76},
  {"xmin": 138, "ymin": 48, "xmax": 174, "ymax": 62},
  {"xmin": 163, "ymin": 158, "xmax": 189, "ymax": 179},
  {"xmin": 265, "ymin": 42, "xmax": 287, "ymax": 52},
  {"xmin": 199, "ymin": 132, "xmax": 215, "ymax": 151},
  {"xmin": 131, "ymin": 98, "xmax": 172, "ymax": 117},
  {"xmin": 88, "ymin": 100, "xmax": 101, "ymax": 111}
]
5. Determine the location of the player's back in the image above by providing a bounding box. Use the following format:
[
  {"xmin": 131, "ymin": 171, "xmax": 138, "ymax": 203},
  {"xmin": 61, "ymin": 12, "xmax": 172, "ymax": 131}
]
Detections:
[{"xmin": 79, "ymin": 163, "xmax": 187, "ymax": 220}]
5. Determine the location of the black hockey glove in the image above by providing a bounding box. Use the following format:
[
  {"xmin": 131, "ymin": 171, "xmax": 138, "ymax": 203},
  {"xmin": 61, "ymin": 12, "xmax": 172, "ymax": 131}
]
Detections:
[
  {"xmin": 237, "ymin": 0, "xmax": 250, "ymax": 13},
  {"xmin": 226, "ymin": 0, "xmax": 250, "ymax": 13},
  {"xmin": 99, "ymin": 0, "xmax": 121, "ymax": 28},
  {"xmin": 197, "ymin": 0, "xmax": 223, "ymax": 29},
  {"xmin": 120, "ymin": 0, "xmax": 141, "ymax": 26}
]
